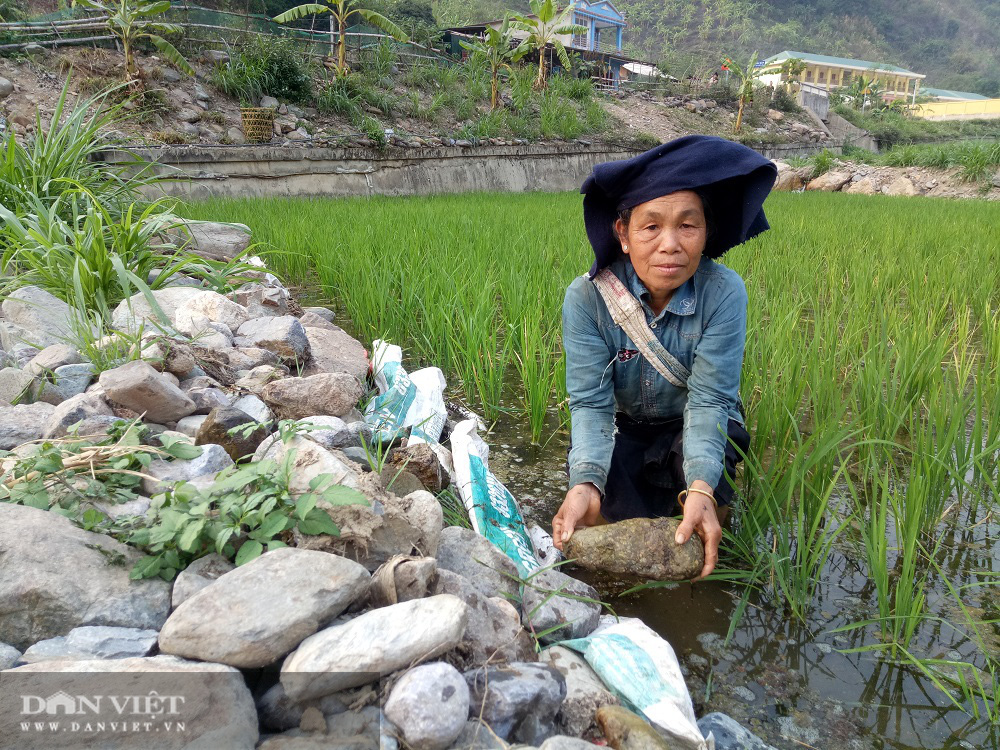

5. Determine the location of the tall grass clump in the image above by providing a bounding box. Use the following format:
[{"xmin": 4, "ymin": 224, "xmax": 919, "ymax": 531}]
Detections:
[
  {"xmin": 210, "ymin": 35, "xmax": 313, "ymax": 105},
  {"xmin": 1, "ymin": 81, "xmax": 255, "ymax": 347}
]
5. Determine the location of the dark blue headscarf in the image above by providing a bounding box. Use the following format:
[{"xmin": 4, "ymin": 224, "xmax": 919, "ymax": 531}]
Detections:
[{"xmin": 581, "ymin": 135, "xmax": 777, "ymax": 276}]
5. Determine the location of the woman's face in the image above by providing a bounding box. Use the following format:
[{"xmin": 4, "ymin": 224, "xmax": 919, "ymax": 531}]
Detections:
[{"xmin": 615, "ymin": 190, "xmax": 707, "ymax": 307}]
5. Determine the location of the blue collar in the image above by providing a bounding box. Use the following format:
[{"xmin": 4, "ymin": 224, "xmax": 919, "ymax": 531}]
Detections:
[{"xmin": 624, "ymin": 261, "xmax": 698, "ymax": 321}]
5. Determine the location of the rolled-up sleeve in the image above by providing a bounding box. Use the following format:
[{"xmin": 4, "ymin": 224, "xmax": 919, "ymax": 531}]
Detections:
[
  {"xmin": 562, "ymin": 277, "xmax": 616, "ymax": 493},
  {"xmin": 682, "ymin": 276, "xmax": 748, "ymax": 488}
]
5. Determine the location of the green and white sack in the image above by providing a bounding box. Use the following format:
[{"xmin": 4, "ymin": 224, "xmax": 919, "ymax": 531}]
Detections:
[
  {"xmin": 365, "ymin": 340, "xmax": 446, "ymax": 444},
  {"xmin": 450, "ymin": 419, "xmax": 540, "ymax": 577},
  {"xmin": 561, "ymin": 618, "xmax": 713, "ymax": 750}
]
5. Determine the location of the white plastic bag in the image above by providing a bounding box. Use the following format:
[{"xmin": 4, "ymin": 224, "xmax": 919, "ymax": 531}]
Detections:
[
  {"xmin": 450, "ymin": 419, "xmax": 539, "ymax": 577},
  {"xmin": 365, "ymin": 340, "xmax": 447, "ymax": 444},
  {"xmin": 560, "ymin": 618, "xmax": 713, "ymax": 750}
]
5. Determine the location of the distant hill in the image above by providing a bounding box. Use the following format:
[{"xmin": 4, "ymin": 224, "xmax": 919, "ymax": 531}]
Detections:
[{"xmin": 431, "ymin": 0, "xmax": 1000, "ymax": 97}]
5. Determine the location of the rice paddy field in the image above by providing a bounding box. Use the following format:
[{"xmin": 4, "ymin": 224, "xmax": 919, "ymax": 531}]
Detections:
[{"xmin": 182, "ymin": 191, "xmax": 1000, "ymax": 749}]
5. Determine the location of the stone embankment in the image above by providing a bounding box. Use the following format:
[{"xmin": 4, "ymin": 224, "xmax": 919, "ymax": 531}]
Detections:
[
  {"xmin": 0, "ymin": 223, "xmax": 772, "ymax": 750},
  {"xmin": 772, "ymin": 159, "xmax": 1000, "ymax": 199}
]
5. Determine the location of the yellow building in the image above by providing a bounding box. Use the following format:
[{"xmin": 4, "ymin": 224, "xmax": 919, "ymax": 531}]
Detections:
[{"xmin": 759, "ymin": 50, "xmax": 925, "ymax": 103}]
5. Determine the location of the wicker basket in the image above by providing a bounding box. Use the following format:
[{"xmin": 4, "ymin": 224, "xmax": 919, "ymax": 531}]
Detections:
[{"xmin": 240, "ymin": 107, "xmax": 275, "ymax": 143}]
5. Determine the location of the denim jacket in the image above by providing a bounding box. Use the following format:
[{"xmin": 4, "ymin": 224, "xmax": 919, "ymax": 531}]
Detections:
[{"xmin": 563, "ymin": 256, "xmax": 748, "ymax": 493}]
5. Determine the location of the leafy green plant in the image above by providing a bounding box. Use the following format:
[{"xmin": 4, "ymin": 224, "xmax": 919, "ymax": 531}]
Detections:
[
  {"xmin": 512, "ymin": 0, "xmax": 586, "ymax": 90},
  {"xmin": 123, "ymin": 454, "xmax": 368, "ymax": 580},
  {"xmin": 0, "ymin": 420, "xmax": 192, "ymax": 516},
  {"xmin": 459, "ymin": 15, "xmax": 527, "ymax": 111},
  {"xmin": 274, "ymin": 0, "xmax": 407, "ymax": 78},
  {"xmin": 70, "ymin": 0, "xmax": 193, "ymax": 87}
]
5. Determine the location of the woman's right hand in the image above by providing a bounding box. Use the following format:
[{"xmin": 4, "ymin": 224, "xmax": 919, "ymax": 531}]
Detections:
[{"xmin": 552, "ymin": 483, "xmax": 603, "ymax": 551}]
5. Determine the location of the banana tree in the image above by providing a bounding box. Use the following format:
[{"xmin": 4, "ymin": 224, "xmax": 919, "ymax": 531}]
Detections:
[
  {"xmin": 460, "ymin": 16, "xmax": 528, "ymax": 110},
  {"xmin": 72, "ymin": 0, "xmax": 193, "ymax": 87},
  {"xmin": 512, "ymin": 0, "xmax": 586, "ymax": 90},
  {"xmin": 845, "ymin": 73, "xmax": 886, "ymax": 112},
  {"xmin": 723, "ymin": 50, "xmax": 766, "ymax": 133},
  {"xmin": 274, "ymin": 0, "xmax": 407, "ymax": 78}
]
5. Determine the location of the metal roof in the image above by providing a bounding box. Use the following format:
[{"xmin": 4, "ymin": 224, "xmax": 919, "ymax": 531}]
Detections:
[
  {"xmin": 920, "ymin": 86, "xmax": 989, "ymax": 101},
  {"xmin": 764, "ymin": 50, "xmax": 923, "ymax": 77}
]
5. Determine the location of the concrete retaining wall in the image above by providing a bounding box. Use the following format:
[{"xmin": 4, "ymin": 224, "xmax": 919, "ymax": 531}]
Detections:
[
  {"xmin": 825, "ymin": 112, "xmax": 879, "ymax": 152},
  {"xmin": 97, "ymin": 143, "xmax": 642, "ymax": 199}
]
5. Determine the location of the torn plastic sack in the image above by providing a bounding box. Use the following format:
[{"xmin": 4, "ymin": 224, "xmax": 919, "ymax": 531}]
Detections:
[
  {"xmin": 450, "ymin": 419, "xmax": 540, "ymax": 577},
  {"xmin": 560, "ymin": 618, "xmax": 713, "ymax": 750},
  {"xmin": 365, "ymin": 340, "xmax": 447, "ymax": 444}
]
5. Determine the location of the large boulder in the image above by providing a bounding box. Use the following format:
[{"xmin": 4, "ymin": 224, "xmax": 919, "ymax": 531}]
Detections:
[
  {"xmin": 281, "ymin": 594, "xmax": 468, "ymax": 702},
  {"xmin": 196, "ymin": 405, "xmax": 270, "ymax": 461},
  {"xmin": 99, "ymin": 360, "xmax": 197, "ymax": 423},
  {"xmin": 385, "ymin": 662, "xmax": 470, "ymax": 750},
  {"xmin": 0, "ymin": 366, "xmax": 35, "ymax": 403},
  {"xmin": 431, "ymin": 569, "xmax": 535, "ymax": 666},
  {"xmin": 301, "ymin": 326, "xmax": 369, "ymax": 379},
  {"xmin": 173, "ymin": 290, "xmax": 251, "ymax": 333},
  {"xmin": 142, "ymin": 443, "xmax": 234, "ymax": 495},
  {"xmin": 235, "ymin": 316, "xmax": 310, "ymax": 362},
  {"xmin": 261, "ymin": 373, "xmax": 364, "ymax": 420},
  {"xmin": 539, "ymin": 646, "xmax": 619, "ymax": 737},
  {"xmin": 436, "ymin": 526, "xmax": 521, "ymax": 602},
  {"xmin": 805, "ymin": 169, "xmax": 852, "ymax": 192},
  {"xmin": 26, "ymin": 344, "xmax": 83, "ymax": 376},
  {"xmin": 42, "ymin": 390, "xmax": 113, "ymax": 439},
  {"xmin": 697, "ymin": 713, "xmax": 778, "ymax": 750},
  {"xmin": 0, "ymin": 401, "xmax": 56, "ymax": 449},
  {"xmin": 0, "ymin": 504, "xmax": 170, "ymax": 650},
  {"xmin": 171, "ymin": 553, "xmax": 235, "ymax": 609},
  {"xmin": 111, "ymin": 286, "xmax": 205, "ymax": 334},
  {"xmin": 0, "ymin": 285, "xmax": 77, "ymax": 347},
  {"xmin": 521, "ymin": 568, "xmax": 601, "ymax": 645},
  {"xmin": 596, "ymin": 705, "xmax": 673, "ymax": 750},
  {"xmin": 253, "ymin": 435, "xmax": 362, "ymax": 493},
  {"xmin": 464, "ymin": 662, "xmax": 567, "ymax": 745},
  {"xmin": 158, "ymin": 548, "xmax": 370, "ymax": 668},
  {"xmin": 845, "ymin": 176, "xmax": 878, "ymax": 195},
  {"xmin": 883, "ymin": 175, "xmax": 920, "ymax": 196},
  {"xmin": 182, "ymin": 221, "xmax": 252, "ymax": 262},
  {"xmin": 0, "ymin": 655, "xmax": 258, "ymax": 749},
  {"xmin": 294, "ymin": 488, "xmax": 441, "ymax": 571}
]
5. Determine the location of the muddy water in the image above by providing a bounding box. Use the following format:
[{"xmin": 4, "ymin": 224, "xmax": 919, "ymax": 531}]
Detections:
[{"xmin": 484, "ymin": 415, "xmax": 1000, "ymax": 750}]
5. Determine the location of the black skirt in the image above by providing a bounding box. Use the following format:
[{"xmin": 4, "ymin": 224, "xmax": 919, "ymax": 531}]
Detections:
[{"xmin": 600, "ymin": 412, "xmax": 751, "ymax": 523}]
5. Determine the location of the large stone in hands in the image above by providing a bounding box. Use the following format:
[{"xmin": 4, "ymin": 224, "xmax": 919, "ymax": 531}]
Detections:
[{"xmin": 563, "ymin": 517, "xmax": 703, "ymax": 581}]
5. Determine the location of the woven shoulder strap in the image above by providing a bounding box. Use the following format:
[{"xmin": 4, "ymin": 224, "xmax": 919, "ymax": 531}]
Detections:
[{"xmin": 590, "ymin": 269, "xmax": 691, "ymax": 389}]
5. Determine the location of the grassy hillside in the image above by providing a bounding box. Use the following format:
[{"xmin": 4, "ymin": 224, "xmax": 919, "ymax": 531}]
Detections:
[{"xmin": 432, "ymin": 0, "xmax": 1000, "ymax": 97}]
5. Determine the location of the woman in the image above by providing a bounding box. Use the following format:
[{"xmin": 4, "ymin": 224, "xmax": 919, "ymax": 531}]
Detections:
[{"xmin": 551, "ymin": 135, "xmax": 777, "ymax": 579}]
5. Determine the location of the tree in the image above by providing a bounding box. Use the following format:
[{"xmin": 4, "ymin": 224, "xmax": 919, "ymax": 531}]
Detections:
[
  {"xmin": 71, "ymin": 0, "xmax": 193, "ymax": 88},
  {"xmin": 723, "ymin": 50, "xmax": 766, "ymax": 133},
  {"xmin": 460, "ymin": 16, "xmax": 527, "ymax": 110},
  {"xmin": 275, "ymin": 0, "xmax": 408, "ymax": 77},
  {"xmin": 778, "ymin": 56, "xmax": 806, "ymax": 86},
  {"xmin": 512, "ymin": 0, "xmax": 586, "ymax": 90}
]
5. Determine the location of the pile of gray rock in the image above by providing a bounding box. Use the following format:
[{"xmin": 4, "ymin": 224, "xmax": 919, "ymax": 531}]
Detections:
[
  {"xmin": 0, "ymin": 221, "xmax": 770, "ymax": 750},
  {"xmin": 772, "ymin": 158, "xmax": 998, "ymax": 198}
]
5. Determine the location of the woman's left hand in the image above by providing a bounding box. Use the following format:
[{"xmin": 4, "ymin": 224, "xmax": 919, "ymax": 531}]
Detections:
[{"xmin": 674, "ymin": 480, "xmax": 722, "ymax": 580}]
